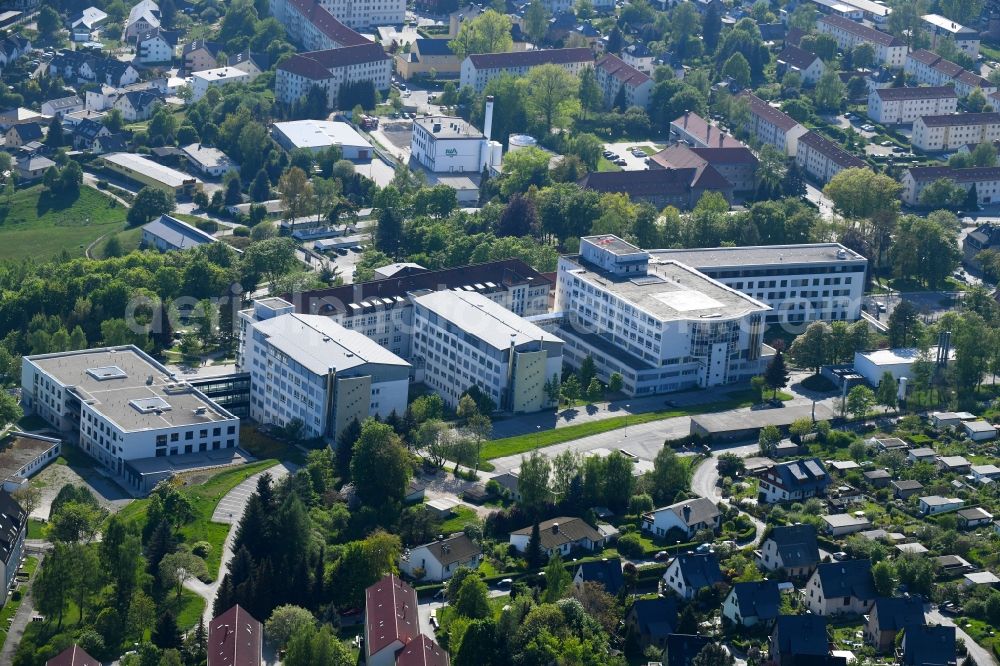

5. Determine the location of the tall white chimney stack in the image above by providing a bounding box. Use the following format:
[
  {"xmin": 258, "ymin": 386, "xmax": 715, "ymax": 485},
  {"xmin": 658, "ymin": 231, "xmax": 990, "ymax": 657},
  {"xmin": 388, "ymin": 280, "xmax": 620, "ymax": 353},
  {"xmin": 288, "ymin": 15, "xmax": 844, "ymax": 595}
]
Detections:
[{"xmin": 484, "ymin": 95, "xmax": 495, "ymax": 140}]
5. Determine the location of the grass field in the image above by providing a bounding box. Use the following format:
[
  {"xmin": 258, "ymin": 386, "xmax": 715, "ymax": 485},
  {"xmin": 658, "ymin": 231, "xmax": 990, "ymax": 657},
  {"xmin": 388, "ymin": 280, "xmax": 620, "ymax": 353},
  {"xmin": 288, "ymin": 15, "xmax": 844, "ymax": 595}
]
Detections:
[
  {"xmin": 117, "ymin": 459, "xmax": 279, "ymax": 580},
  {"xmin": 438, "ymin": 505, "xmax": 478, "ymax": 533},
  {"xmin": 480, "ymin": 389, "xmax": 792, "ymax": 461},
  {"xmin": 0, "ymin": 185, "xmax": 128, "ymax": 261},
  {"xmin": 597, "ymin": 157, "xmax": 622, "ymax": 172},
  {"xmin": 92, "ymin": 226, "xmax": 142, "ymax": 259}
]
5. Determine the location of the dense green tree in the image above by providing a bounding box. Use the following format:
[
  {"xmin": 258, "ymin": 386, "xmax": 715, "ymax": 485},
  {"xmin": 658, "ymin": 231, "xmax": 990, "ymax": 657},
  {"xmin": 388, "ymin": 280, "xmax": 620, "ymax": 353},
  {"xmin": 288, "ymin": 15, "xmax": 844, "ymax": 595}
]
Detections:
[
  {"xmin": 350, "ymin": 419, "xmax": 411, "ymax": 508},
  {"xmin": 127, "ymin": 187, "xmax": 176, "ymax": 227},
  {"xmin": 518, "ymin": 450, "xmax": 552, "ymax": 513},
  {"xmin": 789, "ymin": 322, "xmax": 832, "ymax": 374},
  {"xmin": 450, "ymin": 10, "xmax": 513, "ymax": 59}
]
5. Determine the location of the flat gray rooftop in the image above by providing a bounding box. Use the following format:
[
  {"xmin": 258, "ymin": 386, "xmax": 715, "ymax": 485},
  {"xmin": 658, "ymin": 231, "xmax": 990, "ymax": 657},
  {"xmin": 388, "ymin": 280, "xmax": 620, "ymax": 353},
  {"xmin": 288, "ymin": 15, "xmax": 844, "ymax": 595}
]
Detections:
[
  {"xmin": 0, "ymin": 433, "xmax": 58, "ymax": 482},
  {"xmin": 29, "ymin": 347, "xmax": 233, "ymax": 432},
  {"xmin": 691, "ymin": 402, "xmax": 835, "ymax": 435},
  {"xmin": 650, "ymin": 243, "xmax": 866, "ymax": 268},
  {"xmin": 414, "ymin": 116, "xmax": 484, "ymax": 140},
  {"xmin": 565, "ymin": 256, "xmax": 769, "ymax": 322}
]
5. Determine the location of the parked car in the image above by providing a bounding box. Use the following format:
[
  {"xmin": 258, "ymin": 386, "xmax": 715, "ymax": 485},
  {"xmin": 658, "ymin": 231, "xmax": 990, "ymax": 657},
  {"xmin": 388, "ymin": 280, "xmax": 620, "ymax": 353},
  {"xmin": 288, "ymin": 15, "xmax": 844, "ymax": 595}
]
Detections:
[
  {"xmin": 861, "ymin": 124, "xmax": 875, "ymax": 132},
  {"xmin": 602, "ymin": 150, "xmax": 615, "ymax": 158},
  {"xmin": 654, "ymin": 551, "xmax": 670, "ymax": 561},
  {"xmin": 614, "ymin": 158, "xmax": 627, "ymax": 166},
  {"xmin": 497, "ymin": 578, "xmax": 513, "ymax": 589},
  {"xmin": 833, "ymin": 551, "xmax": 848, "ymax": 561}
]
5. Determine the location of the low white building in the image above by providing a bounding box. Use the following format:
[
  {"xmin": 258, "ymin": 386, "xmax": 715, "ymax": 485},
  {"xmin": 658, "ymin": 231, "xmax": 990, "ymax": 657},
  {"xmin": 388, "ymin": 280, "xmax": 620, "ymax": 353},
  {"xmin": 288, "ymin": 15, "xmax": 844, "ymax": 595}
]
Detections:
[
  {"xmin": 181, "ymin": 143, "xmax": 237, "ymax": 177},
  {"xmin": 271, "ymin": 120, "xmax": 373, "ymax": 159},
  {"xmin": 190, "ymin": 67, "xmax": 251, "ymax": 102},
  {"xmin": 963, "ymin": 421, "xmax": 998, "ymax": 441},
  {"xmin": 868, "ymin": 86, "xmax": 958, "ymax": 125},
  {"xmin": 141, "ymin": 214, "xmax": 217, "ymax": 252},
  {"xmin": 398, "ymin": 533, "xmax": 482, "ymax": 582},
  {"xmin": 921, "ymin": 14, "xmax": 980, "ymax": 57},
  {"xmin": 237, "ymin": 298, "xmax": 411, "ymax": 441},
  {"xmin": 641, "ymin": 497, "xmax": 720, "ymax": 539},
  {"xmin": 911, "ymin": 113, "xmax": 1000, "ymax": 152},
  {"xmin": 919, "ymin": 495, "xmax": 964, "ymax": 515},
  {"xmin": 41, "ymin": 95, "xmax": 83, "ymax": 118},
  {"xmin": 822, "ymin": 513, "xmax": 873, "ymax": 536},
  {"xmin": 410, "ymin": 115, "xmax": 497, "ymax": 174},
  {"xmin": 853, "ymin": 346, "xmax": 953, "ymax": 386},
  {"xmin": 0, "ymin": 432, "xmax": 60, "ymax": 492},
  {"xmin": 412, "ymin": 290, "xmax": 563, "ymax": 412}
]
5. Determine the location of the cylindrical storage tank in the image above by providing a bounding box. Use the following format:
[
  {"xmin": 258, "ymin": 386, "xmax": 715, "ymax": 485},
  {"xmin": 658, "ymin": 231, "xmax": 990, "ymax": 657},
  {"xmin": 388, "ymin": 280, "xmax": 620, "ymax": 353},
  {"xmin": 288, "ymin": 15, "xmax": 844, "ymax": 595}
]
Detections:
[{"xmin": 508, "ymin": 134, "xmax": 537, "ymax": 152}]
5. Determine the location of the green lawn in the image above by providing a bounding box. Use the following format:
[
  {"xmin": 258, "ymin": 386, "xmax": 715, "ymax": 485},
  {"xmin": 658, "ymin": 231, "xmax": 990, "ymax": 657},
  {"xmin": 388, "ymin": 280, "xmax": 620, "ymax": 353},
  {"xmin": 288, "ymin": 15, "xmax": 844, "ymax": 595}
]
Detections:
[
  {"xmin": 168, "ymin": 589, "xmax": 206, "ymax": 630},
  {"xmin": 438, "ymin": 505, "xmax": 478, "ymax": 534},
  {"xmin": 0, "ymin": 184, "xmax": 128, "ymax": 261},
  {"xmin": 27, "ymin": 518, "xmax": 46, "ymax": 539},
  {"xmin": 117, "ymin": 459, "xmax": 279, "ymax": 580},
  {"xmin": 480, "ymin": 389, "xmax": 792, "ymax": 461},
  {"xmin": 597, "ymin": 157, "xmax": 622, "ymax": 172},
  {"xmin": 92, "ymin": 226, "xmax": 142, "ymax": 259}
]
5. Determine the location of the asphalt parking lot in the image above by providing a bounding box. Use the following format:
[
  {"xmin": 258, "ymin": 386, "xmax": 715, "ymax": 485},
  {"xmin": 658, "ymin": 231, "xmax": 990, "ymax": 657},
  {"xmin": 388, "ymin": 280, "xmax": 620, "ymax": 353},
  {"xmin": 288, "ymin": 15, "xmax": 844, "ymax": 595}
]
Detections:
[{"xmin": 603, "ymin": 141, "xmax": 661, "ymax": 171}]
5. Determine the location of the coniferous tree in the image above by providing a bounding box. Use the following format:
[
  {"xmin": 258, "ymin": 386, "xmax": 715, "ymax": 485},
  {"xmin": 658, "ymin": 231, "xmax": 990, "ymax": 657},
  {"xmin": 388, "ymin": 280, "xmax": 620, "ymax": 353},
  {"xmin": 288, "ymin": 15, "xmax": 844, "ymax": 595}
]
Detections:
[
  {"xmin": 526, "ymin": 522, "xmax": 543, "ymax": 568},
  {"xmin": 153, "ymin": 611, "xmax": 182, "ymax": 649},
  {"xmin": 763, "ymin": 350, "xmax": 790, "ymax": 398},
  {"xmin": 145, "ymin": 519, "xmax": 177, "ymax": 574}
]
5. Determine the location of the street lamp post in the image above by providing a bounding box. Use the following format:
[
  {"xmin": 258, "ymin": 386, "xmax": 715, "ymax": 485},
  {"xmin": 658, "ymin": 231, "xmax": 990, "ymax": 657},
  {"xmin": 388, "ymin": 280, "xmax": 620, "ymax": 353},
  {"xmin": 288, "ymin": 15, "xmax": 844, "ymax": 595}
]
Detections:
[
  {"xmin": 534, "ymin": 425, "xmax": 541, "ymax": 450},
  {"xmin": 624, "ymin": 403, "xmax": 631, "ymax": 438}
]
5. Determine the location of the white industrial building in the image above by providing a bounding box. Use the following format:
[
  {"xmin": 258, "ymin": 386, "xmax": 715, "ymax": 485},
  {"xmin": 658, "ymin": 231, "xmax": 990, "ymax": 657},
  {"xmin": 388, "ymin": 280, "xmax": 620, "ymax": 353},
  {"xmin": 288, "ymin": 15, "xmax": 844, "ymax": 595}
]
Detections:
[
  {"xmin": 651, "ymin": 243, "xmax": 867, "ymax": 326},
  {"xmin": 271, "ymin": 119, "xmax": 373, "ymax": 158},
  {"xmin": 867, "ymin": 86, "xmax": 958, "ymax": 125},
  {"xmin": 853, "ymin": 346, "xmax": 954, "ymax": 386},
  {"xmin": 190, "ymin": 67, "xmax": 252, "ymax": 102},
  {"xmin": 554, "ymin": 235, "xmax": 772, "ymax": 397},
  {"xmin": 911, "ymin": 113, "xmax": 1000, "ymax": 152},
  {"xmin": 412, "ymin": 290, "xmax": 563, "ymax": 413},
  {"xmin": 21, "ymin": 346, "xmax": 240, "ymax": 492},
  {"xmin": 237, "ymin": 298, "xmax": 411, "ymax": 441}
]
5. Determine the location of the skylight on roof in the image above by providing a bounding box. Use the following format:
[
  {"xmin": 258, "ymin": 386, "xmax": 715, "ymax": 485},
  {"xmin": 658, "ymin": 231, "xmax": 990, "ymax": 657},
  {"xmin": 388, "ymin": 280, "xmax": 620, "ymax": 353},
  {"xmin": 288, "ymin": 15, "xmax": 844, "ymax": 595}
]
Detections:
[
  {"xmin": 129, "ymin": 397, "xmax": 172, "ymax": 413},
  {"xmin": 86, "ymin": 365, "xmax": 127, "ymax": 381}
]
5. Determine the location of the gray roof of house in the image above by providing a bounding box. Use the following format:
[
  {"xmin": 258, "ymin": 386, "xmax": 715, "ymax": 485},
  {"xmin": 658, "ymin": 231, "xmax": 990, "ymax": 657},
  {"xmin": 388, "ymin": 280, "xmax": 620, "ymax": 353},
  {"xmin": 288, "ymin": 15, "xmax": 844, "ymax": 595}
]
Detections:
[
  {"xmin": 575, "ymin": 558, "xmax": 624, "ymax": 595},
  {"xmin": 814, "ymin": 559, "xmax": 876, "ymax": 601},
  {"xmin": 418, "ymin": 533, "xmax": 481, "ymax": 567},
  {"xmin": 511, "ymin": 517, "xmax": 602, "ymax": 550},
  {"xmin": 730, "ymin": 580, "xmax": 781, "ymax": 621},
  {"xmin": 628, "ymin": 596, "xmax": 678, "ymax": 639},
  {"xmin": 765, "ymin": 523, "xmax": 820, "ymax": 568},
  {"xmin": 773, "ymin": 615, "xmax": 829, "ymax": 657},
  {"xmin": 872, "ymin": 596, "xmax": 925, "ymax": 631},
  {"xmin": 673, "ymin": 552, "xmax": 723, "ymax": 589},
  {"xmin": 142, "ymin": 214, "xmax": 216, "ymax": 249}
]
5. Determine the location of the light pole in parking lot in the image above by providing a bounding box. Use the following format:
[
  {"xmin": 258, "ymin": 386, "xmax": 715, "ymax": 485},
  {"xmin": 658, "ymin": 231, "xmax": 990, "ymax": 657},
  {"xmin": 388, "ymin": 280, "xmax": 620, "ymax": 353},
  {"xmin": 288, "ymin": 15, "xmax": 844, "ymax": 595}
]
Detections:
[{"xmin": 624, "ymin": 403, "xmax": 631, "ymax": 439}]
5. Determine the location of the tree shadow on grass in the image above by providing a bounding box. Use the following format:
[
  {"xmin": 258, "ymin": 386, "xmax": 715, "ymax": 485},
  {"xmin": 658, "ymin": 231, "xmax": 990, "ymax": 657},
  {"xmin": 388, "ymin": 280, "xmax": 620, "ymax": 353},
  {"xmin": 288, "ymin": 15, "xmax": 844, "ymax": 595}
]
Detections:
[{"xmin": 36, "ymin": 188, "xmax": 81, "ymax": 220}]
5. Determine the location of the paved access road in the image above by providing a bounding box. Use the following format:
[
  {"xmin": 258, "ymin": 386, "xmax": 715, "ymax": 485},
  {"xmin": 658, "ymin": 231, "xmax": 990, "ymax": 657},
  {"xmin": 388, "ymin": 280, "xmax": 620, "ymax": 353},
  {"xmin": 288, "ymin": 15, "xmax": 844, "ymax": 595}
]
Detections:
[{"xmin": 926, "ymin": 606, "xmax": 998, "ymax": 666}]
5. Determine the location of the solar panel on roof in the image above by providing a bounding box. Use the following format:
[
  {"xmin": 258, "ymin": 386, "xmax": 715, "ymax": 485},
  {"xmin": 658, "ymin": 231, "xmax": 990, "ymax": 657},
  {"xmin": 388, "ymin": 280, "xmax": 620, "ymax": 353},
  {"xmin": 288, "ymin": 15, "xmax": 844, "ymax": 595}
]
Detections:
[
  {"xmin": 804, "ymin": 460, "xmax": 826, "ymax": 478},
  {"xmin": 788, "ymin": 463, "xmax": 807, "ymax": 481}
]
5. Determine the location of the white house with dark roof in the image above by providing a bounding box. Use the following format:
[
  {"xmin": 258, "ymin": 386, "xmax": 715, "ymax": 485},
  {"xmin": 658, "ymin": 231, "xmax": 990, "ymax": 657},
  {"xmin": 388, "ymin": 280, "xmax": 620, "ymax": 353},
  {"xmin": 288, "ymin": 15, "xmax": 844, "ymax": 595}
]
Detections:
[
  {"xmin": 594, "ymin": 53, "xmax": 652, "ymax": 110},
  {"xmin": 868, "ymin": 86, "xmax": 958, "ymax": 125},
  {"xmin": 756, "ymin": 458, "xmax": 830, "ymax": 503},
  {"xmin": 777, "ymin": 45, "xmax": 824, "ymax": 84},
  {"xmin": 737, "ymin": 92, "xmax": 808, "ymax": 156},
  {"xmin": 795, "ymin": 131, "xmax": 866, "ymax": 184},
  {"xmin": 40, "ymin": 95, "xmax": 83, "ymax": 118},
  {"xmin": 135, "ymin": 27, "xmax": 179, "ymax": 64},
  {"xmin": 112, "ymin": 90, "xmax": 160, "ymax": 122},
  {"xmin": 805, "ymin": 559, "xmax": 876, "ymax": 616},
  {"xmin": 723, "ymin": 579, "xmax": 781, "ymax": 627},
  {"xmin": 398, "ymin": 533, "xmax": 482, "ymax": 582},
  {"xmin": 641, "ymin": 497, "xmax": 720, "ymax": 539},
  {"xmin": 141, "ymin": 214, "xmax": 216, "ymax": 252},
  {"xmin": 912, "ymin": 113, "xmax": 1000, "ymax": 152},
  {"xmin": 663, "ymin": 552, "xmax": 723, "ymax": 599},
  {"xmin": 509, "ymin": 517, "xmax": 604, "ymax": 557},
  {"xmin": 817, "ymin": 14, "xmax": 906, "ymax": 67},
  {"xmin": 758, "ymin": 523, "xmax": 819, "ymax": 577},
  {"xmin": 902, "ymin": 166, "xmax": 1000, "ymax": 206}
]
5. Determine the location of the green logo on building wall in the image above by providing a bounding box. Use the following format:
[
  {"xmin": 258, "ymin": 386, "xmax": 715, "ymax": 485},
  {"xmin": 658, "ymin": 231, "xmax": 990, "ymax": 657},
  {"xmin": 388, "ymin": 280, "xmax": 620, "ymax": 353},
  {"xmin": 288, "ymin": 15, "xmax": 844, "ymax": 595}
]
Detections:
[{"xmin": 445, "ymin": 148, "xmax": 458, "ymax": 157}]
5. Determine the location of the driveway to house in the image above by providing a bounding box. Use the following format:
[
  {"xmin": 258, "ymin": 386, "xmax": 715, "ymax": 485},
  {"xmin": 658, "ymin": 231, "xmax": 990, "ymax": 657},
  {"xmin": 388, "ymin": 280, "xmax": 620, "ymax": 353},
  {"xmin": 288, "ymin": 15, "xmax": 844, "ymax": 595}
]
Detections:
[
  {"xmin": 185, "ymin": 462, "xmax": 296, "ymax": 628},
  {"xmin": 689, "ymin": 446, "xmax": 768, "ymax": 547},
  {"xmin": 926, "ymin": 606, "xmax": 998, "ymax": 666}
]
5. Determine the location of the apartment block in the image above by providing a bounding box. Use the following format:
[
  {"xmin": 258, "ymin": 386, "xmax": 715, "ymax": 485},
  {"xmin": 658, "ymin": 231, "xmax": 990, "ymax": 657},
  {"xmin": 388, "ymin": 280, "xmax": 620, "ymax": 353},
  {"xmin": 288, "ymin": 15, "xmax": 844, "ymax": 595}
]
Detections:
[
  {"xmin": 867, "ymin": 86, "xmax": 958, "ymax": 125},
  {"xmin": 237, "ymin": 298, "xmax": 410, "ymax": 441},
  {"xmin": 651, "ymin": 243, "xmax": 867, "ymax": 325},
  {"xmin": 912, "ymin": 113, "xmax": 1000, "ymax": 151},
  {"xmin": 554, "ymin": 236, "xmax": 770, "ymax": 397},
  {"xmin": 922, "ymin": 14, "xmax": 979, "ymax": 58},
  {"xmin": 902, "ymin": 166, "xmax": 1000, "ymax": 206},
  {"xmin": 669, "ymin": 111, "xmax": 744, "ymax": 149},
  {"xmin": 817, "ymin": 15, "xmax": 906, "ymax": 68},
  {"xmin": 22, "ymin": 346, "xmax": 239, "ymax": 492},
  {"xmin": 795, "ymin": 130, "xmax": 867, "ymax": 184},
  {"xmin": 412, "ymin": 291, "xmax": 563, "ymax": 412},
  {"xmin": 459, "ymin": 48, "xmax": 592, "ymax": 93},
  {"xmin": 269, "ymin": 0, "xmax": 371, "ymax": 51},
  {"xmin": 319, "ymin": 0, "xmax": 405, "ymax": 30},
  {"xmin": 737, "ymin": 92, "xmax": 809, "ymax": 156},
  {"xmin": 275, "ymin": 44, "xmax": 391, "ymax": 110},
  {"xmin": 594, "ymin": 54, "xmax": 653, "ymax": 110},
  {"xmin": 905, "ymin": 49, "xmax": 995, "ymax": 99}
]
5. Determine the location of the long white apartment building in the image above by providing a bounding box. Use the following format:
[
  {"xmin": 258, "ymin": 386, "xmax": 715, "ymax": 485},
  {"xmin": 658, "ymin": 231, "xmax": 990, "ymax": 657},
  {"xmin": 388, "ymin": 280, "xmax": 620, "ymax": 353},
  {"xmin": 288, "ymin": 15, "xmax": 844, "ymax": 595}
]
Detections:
[
  {"xmin": 922, "ymin": 14, "xmax": 979, "ymax": 57},
  {"xmin": 21, "ymin": 346, "xmax": 239, "ymax": 492},
  {"xmin": 795, "ymin": 130, "xmax": 867, "ymax": 184},
  {"xmin": 867, "ymin": 86, "xmax": 958, "ymax": 125},
  {"xmin": 275, "ymin": 44, "xmax": 391, "ymax": 110},
  {"xmin": 737, "ymin": 92, "xmax": 809, "ymax": 156},
  {"xmin": 905, "ymin": 49, "xmax": 996, "ymax": 99},
  {"xmin": 651, "ymin": 243, "xmax": 867, "ymax": 325},
  {"xmin": 902, "ymin": 166, "xmax": 1000, "ymax": 206},
  {"xmin": 237, "ymin": 298, "xmax": 410, "ymax": 441},
  {"xmin": 459, "ymin": 48, "xmax": 592, "ymax": 93},
  {"xmin": 554, "ymin": 236, "xmax": 771, "ymax": 397},
  {"xmin": 278, "ymin": 259, "xmax": 552, "ymax": 365},
  {"xmin": 912, "ymin": 113, "xmax": 1000, "ymax": 152},
  {"xmin": 412, "ymin": 291, "xmax": 563, "ymax": 413},
  {"xmin": 816, "ymin": 15, "xmax": 906, "ymax": 68},
  {"xmin": 319, "ymin": 0, "xmax": 405, "ymax": 29},
  {"xmin": 269, "ymin": 0, "xmax": 372, "ymax": 51}
]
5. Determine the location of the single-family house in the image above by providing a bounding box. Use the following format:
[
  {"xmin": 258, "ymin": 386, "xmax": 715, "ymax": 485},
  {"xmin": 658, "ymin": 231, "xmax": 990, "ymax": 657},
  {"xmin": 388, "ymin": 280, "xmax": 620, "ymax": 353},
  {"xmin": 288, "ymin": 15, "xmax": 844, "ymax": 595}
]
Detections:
[
  {"xmin": 112, "ymin": 90, "xmax": 160, "ymax": 122},
  {"xmin": 892, "ymin": 479, "xmax": 924, "ymax": 499},
  {"xmin": 938, "ymin": 456, "xmax": 971, "ymax": 473},
  {"xmin": 777, "ymin": 44, "xmax": 825, "ymax": 84},
  {"xmin": 207, "ymin": 604, "xmax": 261, "ymax": 666},
  {"xmin": 15, "ymin": 155, "xmax": 55, "ymax": 181},
  {"xmin": 907, "ymin": 447, "xmax": 936, "ymax": 463},
  {"xmin": 71, "ymin": 7, "xmax": 108, "ymax": 32},
  {"xmin": 92, "ymin": 133, "xmax": 128, "ymax": 155},
  {"xmin": 40, "ymin": 95, "xmax": 83, "ymax": 118},
  {"xmin": 770, "ymin": 615, "xmax": 830, "ymax": 666},
  {"xmin": 573, "ymin": 558, "xmax": 624, "ymax": 595},
  {"xmin": 901, "ymin": 624, "xmax": 956, "ymax": 666},
  {"xmin": 919, "ymin": 496, "xmax": 964, "ymax": 515},
  {"xmin": 509, "ymin": 517, "xmax": 604, "ymax": 558},
  {"xmin": 758, "ymin": 523, "xmax": 820, "ymax": 577},
  {"xmin": 963, "ymin": 421, "xmax": 998, "ymax": 441},
  {"xmin": 181, "ymin": 143, "xmax": 237, "ymax": 178},
  {"xmin": 964, "ymin": 571, "xmax": 1000, "ymax": 587},
  {"xmin": 804, "ymin": 559, "xmax": 876, "ymax": 616},
  {"xmin": 664, "ymin": 634, "xmax": 713, "ymax": 666},
  {"xmin": 641, "ymin": 497, "xmax": 720, "ymax": 539},
  {"xmin": 822, "ymin": 513, "xmax": 873, "ymax": 536},
  {"xmin": 141, "ymin": 214, "xmax": 216, "ymax": 252},
  {"xmin": 663, "ymin": 552, "xmax": 723, "ymax": 600},
  {"xmin": 863, "ymin": 596, "xmax": 925, "ymax": 653},
  {"xmin": 722, "ymin": 580, "xmax": 781, "ymax": 627},
  {"xmin": 957, "ymin": 507, "xmax": 994, "ymax": 529},
  {"xmin": 398, "ymin": 533, "xmax": 482, "ymax": 582},
  {"xmin": 6, "ymin": 122, "xmax": 42, "ymax": 148},
  {"xmin": 183, "ymin": 40, "xmax": 221, "ymax": 72},
  {"xmin": 757, "ymin": 458, "xmax": 830, "ymax": 503},
  {"xmin": 625, "ymin": 596, "xmax": 678, "ymax": 651},
  {"xmin": 135, "ymin": 28, "xmax": 179, "ymax": 64}
]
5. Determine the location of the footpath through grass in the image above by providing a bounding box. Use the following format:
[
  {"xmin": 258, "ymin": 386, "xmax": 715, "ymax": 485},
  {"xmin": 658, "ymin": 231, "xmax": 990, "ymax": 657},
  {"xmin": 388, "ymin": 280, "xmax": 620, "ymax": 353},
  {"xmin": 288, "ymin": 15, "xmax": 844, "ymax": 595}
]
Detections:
[
  {"xmin": 0, "ymin": 184, "xmax": 127, "ymax": 261},
  {"xmin": 117, "ymin": 459, "xmax": 279, "ymax": 580},
  {"xmin": 480, "ymin": 389, "xmax": 792, "ymax": 461},
  {"xmin": 0, "ymin": 555, "xmax": 38, "ymax": 651}
]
